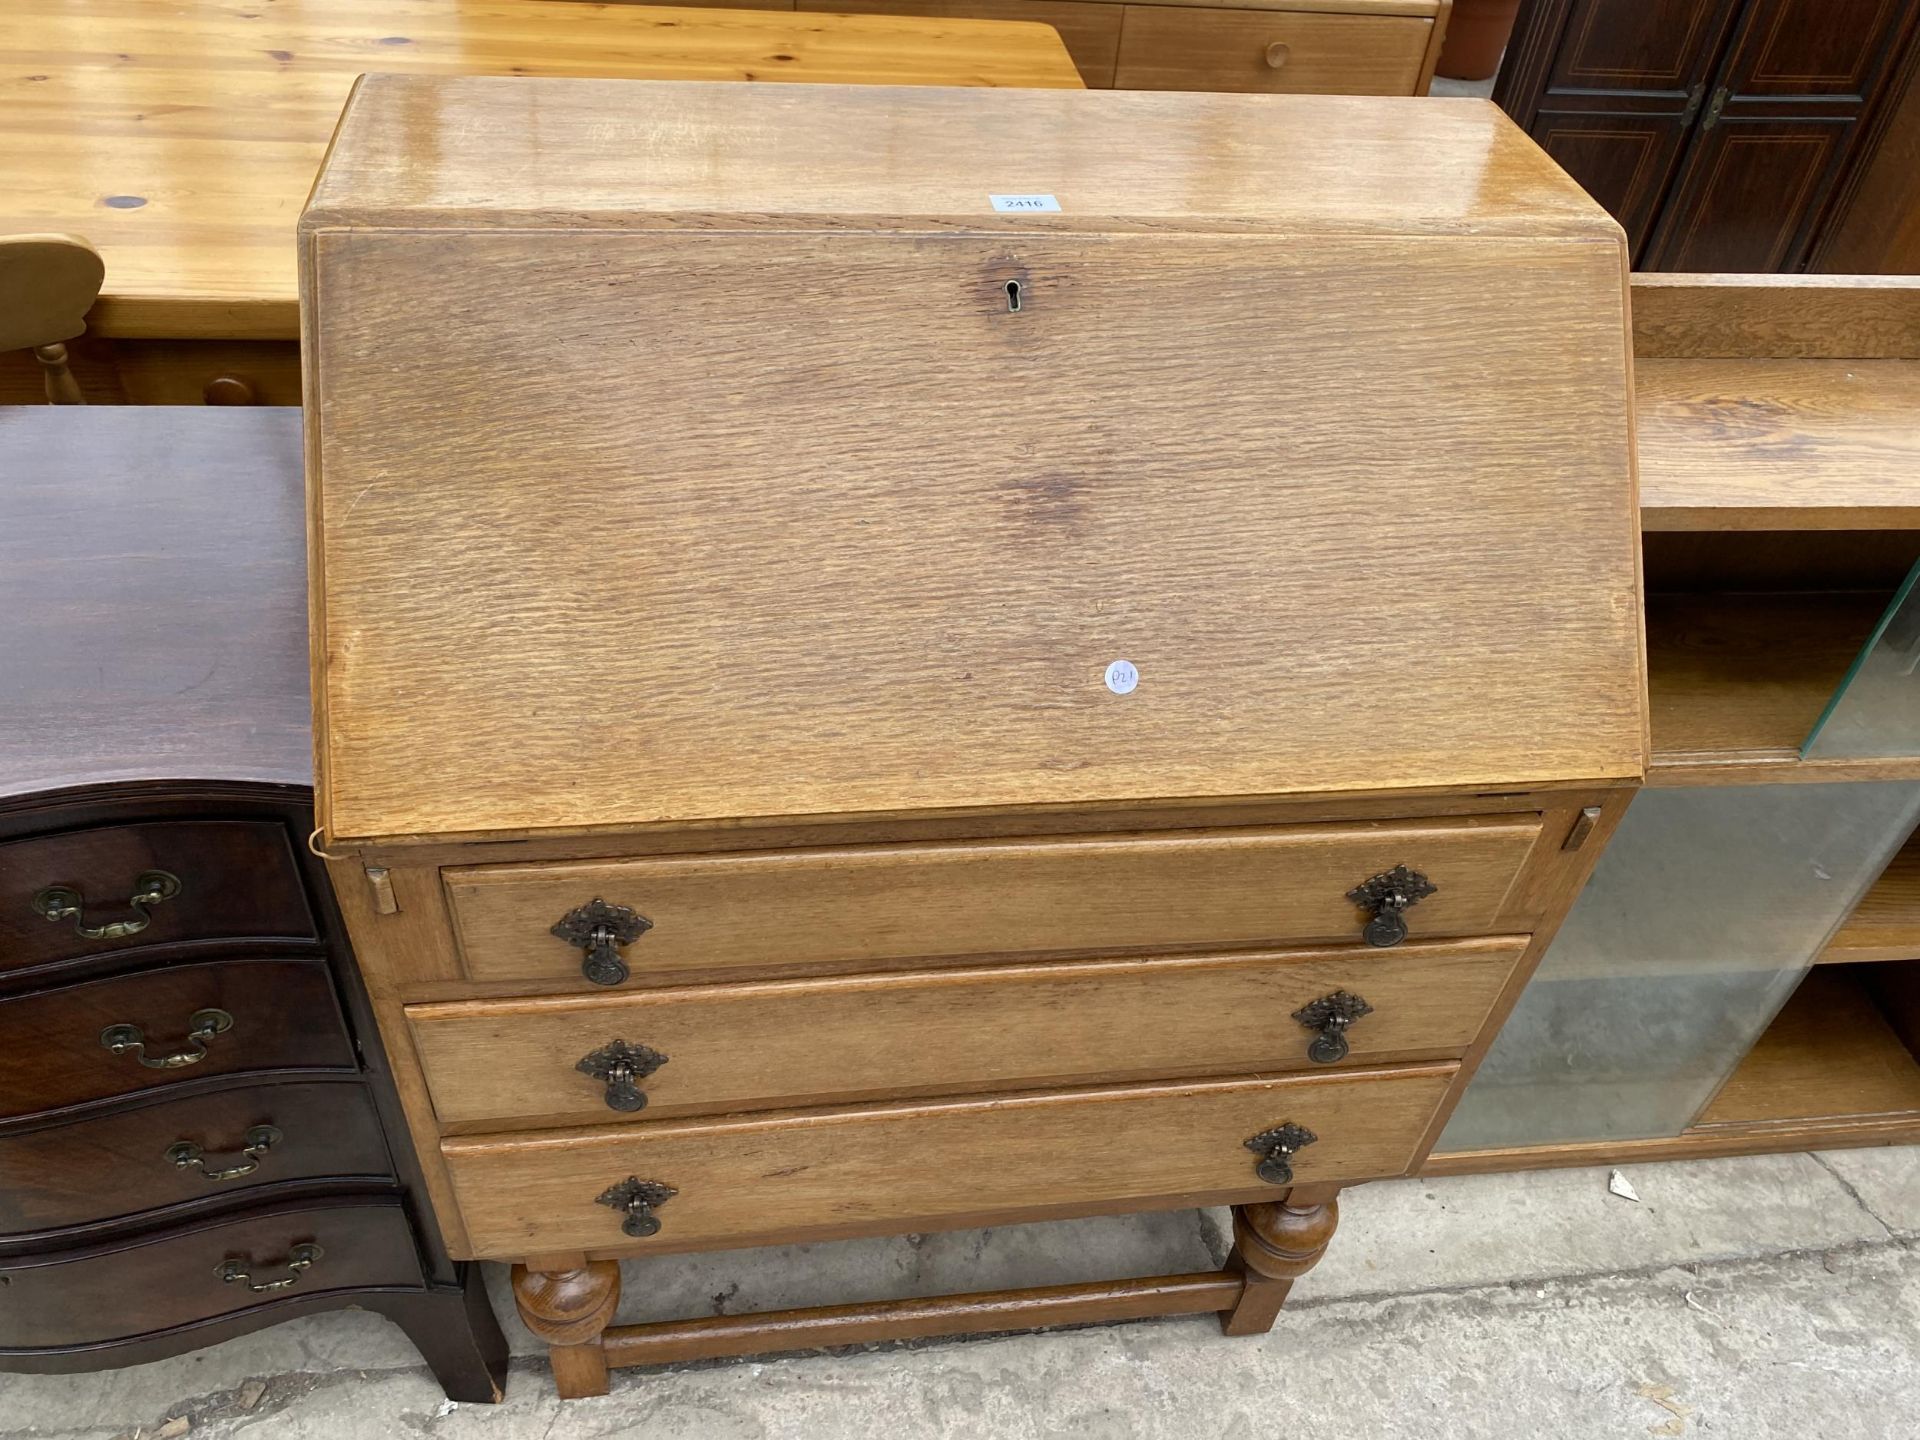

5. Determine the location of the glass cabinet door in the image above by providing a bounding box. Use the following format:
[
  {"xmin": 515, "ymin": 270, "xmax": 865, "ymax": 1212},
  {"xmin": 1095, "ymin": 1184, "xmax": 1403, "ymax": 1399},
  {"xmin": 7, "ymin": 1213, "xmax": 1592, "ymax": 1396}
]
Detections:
[{"xmin": 1438, "ymin": 567, "xmax": 1920, "ymax": 1155}]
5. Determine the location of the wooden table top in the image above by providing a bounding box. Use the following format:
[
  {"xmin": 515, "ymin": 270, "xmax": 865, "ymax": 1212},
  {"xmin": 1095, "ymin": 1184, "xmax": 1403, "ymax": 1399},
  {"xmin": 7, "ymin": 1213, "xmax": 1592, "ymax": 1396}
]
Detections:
[
  {"xmin": 0, "ymin": 0, "xmax": 1083, "ymax": 344},
  {"xmin": 0, "ymin": 407, "xmax": 310, "ymax": 800}
]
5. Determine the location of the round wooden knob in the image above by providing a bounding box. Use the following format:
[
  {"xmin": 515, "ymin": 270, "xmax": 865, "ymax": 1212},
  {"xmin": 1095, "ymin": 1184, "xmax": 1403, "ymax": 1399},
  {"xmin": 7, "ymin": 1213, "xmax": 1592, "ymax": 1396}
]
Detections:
[
  {"xmin": 202, "ymin": 373, "xmax": 256, "ymax": 405},
  {"xmin": 1265, "ymin": 41, "xmax": 1291, "ymax": 70}
]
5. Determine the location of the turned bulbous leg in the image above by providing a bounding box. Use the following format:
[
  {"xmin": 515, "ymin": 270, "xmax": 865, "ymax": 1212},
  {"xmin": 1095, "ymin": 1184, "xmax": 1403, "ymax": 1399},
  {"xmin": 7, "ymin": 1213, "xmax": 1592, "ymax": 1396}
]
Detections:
[
  {"xmin": 1219, "ymin": 1188, "xmax": 1340, "ymax": 1336},
  {"xmin": 513, "ymin": 1259, "xmax": 620, "ymax": 1398}
]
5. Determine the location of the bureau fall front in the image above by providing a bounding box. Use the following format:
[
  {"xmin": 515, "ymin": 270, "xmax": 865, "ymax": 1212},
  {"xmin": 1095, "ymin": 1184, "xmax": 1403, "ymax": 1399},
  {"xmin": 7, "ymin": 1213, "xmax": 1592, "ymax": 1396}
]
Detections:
[{"xmin": 301, "ymin": 76, "xmax": 1648, "ymax": 1397}]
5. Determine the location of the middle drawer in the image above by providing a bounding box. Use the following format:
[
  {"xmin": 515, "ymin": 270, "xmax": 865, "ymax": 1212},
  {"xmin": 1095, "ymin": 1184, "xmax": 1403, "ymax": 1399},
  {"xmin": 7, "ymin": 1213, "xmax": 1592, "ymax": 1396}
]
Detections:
[{"xmin": 409, "ymin": 938, "xmax": 1525, "ymax": 1128}]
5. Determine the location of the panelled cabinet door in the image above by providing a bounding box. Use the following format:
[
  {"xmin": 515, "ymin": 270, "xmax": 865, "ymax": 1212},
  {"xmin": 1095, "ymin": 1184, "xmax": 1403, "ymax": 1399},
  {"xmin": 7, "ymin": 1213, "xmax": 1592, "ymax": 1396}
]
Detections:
[
  {"xmin": 1543, "ymin": 0, "xmax": 1741, "ymax": 94},
  {"xmin": 1518, "ymin": 0, "xmax": 1742, "ymax": 260},
  {"xmin": 1531, "ymin": 109, "xmax": 1697, "ymax": 258},
  {"xmin": 1644, "ymin": 115, "xmax": 1857, "ymax": 270},
  {"xmin": 1645, "ymin": 0, "xmax": 1915, "ymax": 270}
]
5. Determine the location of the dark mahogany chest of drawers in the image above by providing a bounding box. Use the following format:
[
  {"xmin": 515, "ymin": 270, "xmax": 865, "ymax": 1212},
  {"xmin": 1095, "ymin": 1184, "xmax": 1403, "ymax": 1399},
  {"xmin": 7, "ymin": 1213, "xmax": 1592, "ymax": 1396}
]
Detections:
[{"xmin": 0, "ymin": 407, "xmax": 504, "ymax": 1400}]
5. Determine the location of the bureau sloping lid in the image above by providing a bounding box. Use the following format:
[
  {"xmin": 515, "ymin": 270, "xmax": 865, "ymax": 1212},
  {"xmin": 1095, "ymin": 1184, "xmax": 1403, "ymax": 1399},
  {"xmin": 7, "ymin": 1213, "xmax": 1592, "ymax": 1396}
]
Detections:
[{"xmin": 304, "ymin": 78, "xmax": 1646, "ymax": 846}]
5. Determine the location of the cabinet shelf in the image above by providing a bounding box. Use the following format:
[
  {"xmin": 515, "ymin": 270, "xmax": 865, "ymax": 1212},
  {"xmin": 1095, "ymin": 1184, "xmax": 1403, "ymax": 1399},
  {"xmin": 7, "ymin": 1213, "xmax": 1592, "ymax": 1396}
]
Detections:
[
  {"xmin": 1820, "ymin": 837, "xmax": 1920, "ymax": 965},
  {"xmin": 1638, "ymin": 358, "xmax": 1920, "ymax": 533},
  {"xmin": 1426, "ymin": 966, "xmax": 1920, "ymax": 1175},
  {"xmin": 1645, "ymin": 589, "xmax": 1920, "ymax": 785}
]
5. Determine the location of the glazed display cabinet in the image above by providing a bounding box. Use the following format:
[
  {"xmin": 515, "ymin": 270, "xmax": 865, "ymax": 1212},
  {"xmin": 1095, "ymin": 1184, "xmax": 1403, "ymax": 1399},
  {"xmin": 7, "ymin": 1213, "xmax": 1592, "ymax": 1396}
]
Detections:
[{"xmin": 1433, "ymin": 274, "xmax": 1920, "ymax": 1173}]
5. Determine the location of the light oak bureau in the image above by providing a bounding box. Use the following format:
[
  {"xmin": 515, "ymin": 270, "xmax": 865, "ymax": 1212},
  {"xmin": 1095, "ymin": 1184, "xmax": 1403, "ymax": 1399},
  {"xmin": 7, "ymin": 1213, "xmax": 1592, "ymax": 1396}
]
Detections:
[{"xmin": 301, "ymin": 77, "xmax": 1648, "ymax": 1397}]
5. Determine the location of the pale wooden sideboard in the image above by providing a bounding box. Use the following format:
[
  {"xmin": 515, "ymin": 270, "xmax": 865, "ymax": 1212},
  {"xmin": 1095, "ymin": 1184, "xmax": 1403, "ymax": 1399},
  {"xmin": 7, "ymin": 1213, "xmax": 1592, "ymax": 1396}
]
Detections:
[
  {"xmin": 301, "ymin": 79, "xmax": 1643, "ymax": 1398},
  {"xmin": 680, "ymin": 0, "xmax": 1455, "ymax": 93}
]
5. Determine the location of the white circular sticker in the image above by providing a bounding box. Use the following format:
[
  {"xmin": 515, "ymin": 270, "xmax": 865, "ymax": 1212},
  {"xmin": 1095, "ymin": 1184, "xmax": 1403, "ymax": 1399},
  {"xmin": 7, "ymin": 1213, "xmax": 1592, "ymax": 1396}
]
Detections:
[{"xmin": 1104, "ymin": 659, "xmax": 1139, "ymax": 695}]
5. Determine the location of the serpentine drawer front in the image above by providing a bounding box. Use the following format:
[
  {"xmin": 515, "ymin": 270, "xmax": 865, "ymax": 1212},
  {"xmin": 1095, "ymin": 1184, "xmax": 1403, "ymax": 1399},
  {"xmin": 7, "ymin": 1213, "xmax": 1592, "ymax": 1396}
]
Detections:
[
  {"xmin": 409, "ymin": 938, "xmax": 1525, "ymax": 1128},
  {"xmin": 440, "ymin": 1066, "xmax": 1456, "ymax": 1258},
  {"xmin": 0, "ymin": 1082, "xmax": 393, "ymax": 1239},
  {"xmin": 0, "ymin": 1199, "xmax": 425, "ymax": 1350},
  {"xmin": 0, "ymin": 820, "xmax": 315, "ymax": 974},
  {"xmin": 446, "ymin": 817, "xmax": 1545, "ymax": 988},
  {"xmin": 0, "ymin": 959, "xmax": 355, "ymax": 1121}
]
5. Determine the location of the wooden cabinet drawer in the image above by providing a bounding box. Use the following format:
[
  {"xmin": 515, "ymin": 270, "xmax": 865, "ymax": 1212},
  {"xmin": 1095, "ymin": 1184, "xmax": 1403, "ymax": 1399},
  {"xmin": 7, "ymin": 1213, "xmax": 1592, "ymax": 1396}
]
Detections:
[
  {"xmin": 796, "ymin": 0, "xmax": 1122, "ymax": 86},
  {"xmin": 442, "ymin": 1066, "xmax": 1453, "ymax": 1257},
  {"xmin": 0, "ymin": 960, "xmax": 355, "ymax": 1123},
  {"xmin": 410, "ymin": 937, "xmax": 1523, "ymax": 1127},
  {"xmin": 0, "ymin": 821, "xmax": 313, "ymax": 974},
  {"xmin": 445, "ymin": 816, "xmax": 1543, "ymax": 988},
  {"xmin": 0, "ymin": 1199, "xmax": 424, "ymax": 1350},
  {"xmin": 0, "ymin": 1081, "xmax": 392, "ymax": 1239},
  {"xmin": 1114, "ymin": 7, "xmax": 1433, "ymax": 94}
]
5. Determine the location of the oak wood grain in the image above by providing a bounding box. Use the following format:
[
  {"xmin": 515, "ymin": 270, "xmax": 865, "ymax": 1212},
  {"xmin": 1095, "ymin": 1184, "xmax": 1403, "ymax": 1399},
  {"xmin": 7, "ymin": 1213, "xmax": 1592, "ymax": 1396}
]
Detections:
[
  {"xmin": 1637, "ymin": 359, "xmax": 1920, "ymax": 531},
  {"xmin": 440, "ymin": 1066, "xmax": 1454, "ymax": 1257},
  {"xmin": 304, "ymin": 80, "xmax": 1642, "ymax": 846},
  {"xmin": 1630, "ymin": 273, "xmax": 1920, "ymax": 360},
  {"xmin": 598, "ymin": 1272, "xmax": 1246, "ymax": 1367},
  {"xmin": 0, "ymin": 0, "xmax": 1081, "ymax": 344},
  {"xmin": 408, "ymin": 938, "xmax": 1525, "ymax": 1126},
  {"xmin": 443, "ymin": 818, "xmax": 1544, "ymax": 987}
]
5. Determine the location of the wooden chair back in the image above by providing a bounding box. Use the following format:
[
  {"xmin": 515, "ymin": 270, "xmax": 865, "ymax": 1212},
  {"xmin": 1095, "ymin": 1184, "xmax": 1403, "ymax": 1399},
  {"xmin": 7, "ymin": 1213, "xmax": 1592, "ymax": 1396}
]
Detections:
[{"xmin": 0, "ymin": 234, "xmax": 105, "ymax": 403}]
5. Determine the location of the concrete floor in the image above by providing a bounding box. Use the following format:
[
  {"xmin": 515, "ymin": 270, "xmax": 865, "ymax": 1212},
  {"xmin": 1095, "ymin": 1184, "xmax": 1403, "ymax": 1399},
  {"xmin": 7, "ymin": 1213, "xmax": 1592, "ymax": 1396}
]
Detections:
[{"xmin": 5, "ymin": 1146, "xmax": 1914, "ymax": 1439}]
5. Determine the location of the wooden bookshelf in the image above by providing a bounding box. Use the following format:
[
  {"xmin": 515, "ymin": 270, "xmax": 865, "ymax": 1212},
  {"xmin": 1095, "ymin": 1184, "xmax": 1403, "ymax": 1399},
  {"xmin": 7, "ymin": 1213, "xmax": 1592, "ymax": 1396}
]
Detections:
[{"xmin": 1427, "ymin": 275, "xmax": 1920, "ymax": 1179}]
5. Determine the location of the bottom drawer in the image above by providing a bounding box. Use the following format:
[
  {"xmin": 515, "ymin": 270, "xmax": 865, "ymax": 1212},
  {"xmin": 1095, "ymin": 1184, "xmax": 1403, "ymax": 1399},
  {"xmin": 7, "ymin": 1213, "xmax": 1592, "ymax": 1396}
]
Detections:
[
  {"xmin": 442, "ymin": 1066, "xmax": 1455, "ymax": 1258},
  {"xmin": 0, "ymin": 1199, "xmax": 423, "ymax": 1350}
]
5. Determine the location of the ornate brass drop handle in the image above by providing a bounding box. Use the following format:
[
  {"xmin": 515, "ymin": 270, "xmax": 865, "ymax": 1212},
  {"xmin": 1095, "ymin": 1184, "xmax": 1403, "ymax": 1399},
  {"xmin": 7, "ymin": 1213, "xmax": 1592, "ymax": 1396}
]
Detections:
[
  {"xmin": 217, "ymin": 1242, "xmax": 322, "ymax": 1293},
  {"xmin": 1245, "ymin": 1122, "xmax": 1317, "ymax": 1186},
  {"xmin": 1347, "ymin": 865, "xmax": 1436, "ymax": 947},
  {"xmin": 168, "ymin": 1124, "xmax": 281, "ymax": 1181},
  {"xmin": 597, "ymin": 1176, "xmax": 676, "ymax": 1238},
  {"xmin": 33, "ymin": 870, "xmax": 181, "ymax": 941},
  {"xmin": 101, "ymin": 1008, "xmax": 234, "ymax": 1069},
  {"xmin": 551, "ymin": 898, "xmax": 653, "ymax": 986},
  {"xmin": 577, "ymin": 1040, "xmax": 669, "ymax": 1112},
  {"xmin": 1292, "ymin": 990, "xmax": 1373, "ymax": 1065}
]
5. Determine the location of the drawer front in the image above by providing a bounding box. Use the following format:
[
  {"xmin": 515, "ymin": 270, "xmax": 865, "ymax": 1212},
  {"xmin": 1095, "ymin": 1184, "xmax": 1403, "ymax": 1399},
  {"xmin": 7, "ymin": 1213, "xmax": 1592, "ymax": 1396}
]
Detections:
[
  {"xmin": 0, "ymin": 821, "xmax": 314, "ymax": 974},
  {"xmin": 0, "ymin": 1199, "xmax": 423, "ymax": 1350},
  {"xmin": 0, "ymin": 1082, "xmax": 392, "ymax": 1238},
  {"xmin": 446, "ymin": 816, "xmax": 1544, "ymax": 987},
  {"xmin": 0, "ymin": 959, "xmax": 356, "ymax": 1122},
  {"xmin": 443, "ymin": 1066, "xmax": 1454, "ymax": 1257},
  {"xmin": 411, "ymin": 938, "xmax": 1523, "ymax": 1127},
  {"xmin": 1114, "ymin": 7, "xmax": 1432, "ymax": 94},
  {"xmin": 797, "ymin": 0, "xmax": 1122, "ymax": 85}
]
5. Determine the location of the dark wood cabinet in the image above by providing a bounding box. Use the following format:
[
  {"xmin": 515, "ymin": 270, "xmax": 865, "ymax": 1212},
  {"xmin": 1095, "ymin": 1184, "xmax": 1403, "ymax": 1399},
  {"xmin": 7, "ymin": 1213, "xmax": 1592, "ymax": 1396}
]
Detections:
[
  {"xmin": 1498, "ymin": 0, "xmax": 1920, "ymax": 269},
  {"xmin": 0, "ymin": 407, "xmax": 507, "ymax": 1401}
]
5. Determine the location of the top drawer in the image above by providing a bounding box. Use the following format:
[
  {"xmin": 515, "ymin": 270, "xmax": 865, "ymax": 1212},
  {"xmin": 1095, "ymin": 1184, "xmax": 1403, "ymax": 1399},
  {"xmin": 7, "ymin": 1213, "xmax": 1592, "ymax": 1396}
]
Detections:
[
  {"xmin": 0, "ymin": 821, "xmax": 314, "ymax": 974},
  {"xmin": 446, "ymin": 815, "xmax": 1544, "ymax": 988}
]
